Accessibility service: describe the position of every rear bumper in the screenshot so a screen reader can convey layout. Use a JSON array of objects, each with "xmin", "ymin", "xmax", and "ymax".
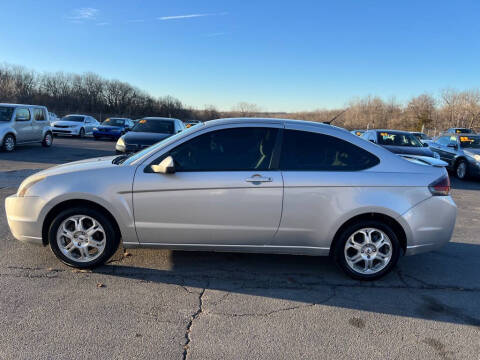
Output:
[
  {"xmin": 401, "ymin": 196, "xmax": 457, "ymax": 255},
  {"xmin": 5, "ymin": 194, "xmax": 45, "ymax": 245}
]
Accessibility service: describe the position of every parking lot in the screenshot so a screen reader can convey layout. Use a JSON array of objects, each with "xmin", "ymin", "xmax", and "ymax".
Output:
[{"xmin": 1, "ymin": 137, "xmax": 479, "ymax": 360}]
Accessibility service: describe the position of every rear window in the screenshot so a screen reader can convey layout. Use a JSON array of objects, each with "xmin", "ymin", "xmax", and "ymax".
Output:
[
  {"xmin": 0, "ymin": 106, "xmax": 14, "ymax": 122},
  {"xmin": 459, "ymin": 136, "xmax": 480, "ymax": 149},
  {"xmin": 377, "ymin": 132, "xmax": 423, "ymax": 147},
  {"xmin": 33, "ymin": 108, "xmax": 47, "ymax": 121},
  {"xmin": 280, "ymin": 129, "xmax": 380, "ymax": 171},
  {"xmin": 132, "ymin": 119, "xmax": 174, "ymax": 134}
]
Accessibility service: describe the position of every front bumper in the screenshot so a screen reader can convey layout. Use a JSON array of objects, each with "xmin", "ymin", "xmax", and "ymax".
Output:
[
  {"xmin": 52, "ymin": 127, "xmax": 80, "ymax": 135},
  {"xmin": 94, "ymin": 130, "xmax": 122, "ymax": 138},
  {"xmin": 5, "ymin": 194, "xmax": 46, "ymax": 245},
  {"xmin": 402, "ymin": 195, "xmax": 457, "ymax": 255},
  {"xmin": 467, "ymin": 160, "xmax": 480, "ymax": 177}
]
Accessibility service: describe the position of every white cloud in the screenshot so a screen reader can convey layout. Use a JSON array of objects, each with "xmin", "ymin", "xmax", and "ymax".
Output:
[
  {"xmin": 158, "ymin": 12, "xmax": 227, "ymax": 21},
  {"xmin": 70, "ymin": 8, "xmax": 99, "ymax": 20}
]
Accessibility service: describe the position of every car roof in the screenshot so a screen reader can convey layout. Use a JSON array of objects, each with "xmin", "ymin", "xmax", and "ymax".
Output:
[
  {"xmin": 203, "ymin": 117, "xmax": 347, "ymax": 131},
  {"xmin": 0, "ymin": 103, "xmax": 46, "ymax": 108},
  {"xmin": 369, "ymin": 129, "xmax": 412, "ymax": 135},
  {"xmin": 141, "ymin": 117, "xmax": 180, "ymax": 121}
]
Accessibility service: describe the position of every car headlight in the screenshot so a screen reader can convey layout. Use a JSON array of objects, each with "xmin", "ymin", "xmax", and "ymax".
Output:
[
  {"xmin": 117, "ymin": 137, "xmax": 125, "ymax": 147},
  {"xmin": 433, "ymin": 152, "xmax": 440, "ymax": 159},
  {"xmin": 474, "ymin": 154, "xmax": 480, "ymax": 162},
  {"xmin": 17, "ymin": 176, "xmax": 46, "ymax": 197},
  {"xmin": 93, "ymin": 127, "xmax": 98, "ymax": 131}
]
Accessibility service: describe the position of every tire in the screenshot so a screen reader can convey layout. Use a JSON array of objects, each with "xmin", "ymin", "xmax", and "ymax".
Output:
[
  {"xmin": 455, "ymin": 159, "xmax": 468, "ymax": 180},
  {"xmin": 48, "ymin": 206, "xmax": 120, "ymax": 268},
  {"xmin": 42, "ymin": 132, "xmax": 53, "ymax": 147},
  {"xmin": 2, "ymin": 134, "xmax": 15, "ymax": 152},
  {"xmin": 78, "ymin": 128, "xmax": 85, "ymax": 138},
  {"xmin": 333, "ymin": 220, "xmax": 401, "ymax": 281}
]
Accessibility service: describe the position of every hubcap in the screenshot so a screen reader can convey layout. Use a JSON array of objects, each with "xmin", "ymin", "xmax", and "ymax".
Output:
[
  {"xmin": 5, "ymin": 137, "xmax": 14, "ymax": 151},
  {"xmin": 457, "ymin": 162, "xmax": 466, "ymax": 178},
  {"xmin": 45, "ymin": 134, "xmax": 52, "ymax": 145},
  {"xmin": 57, "ymin": 215, "xmax": 106, "ymax": 263},
  {"xmin": 344, "ymin": 228, "xmax": 393, "ymax": 275}
]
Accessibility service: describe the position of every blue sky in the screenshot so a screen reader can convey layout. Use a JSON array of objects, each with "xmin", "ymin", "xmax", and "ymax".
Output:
[{"xmin": 2, "ymin": 0, "xmax": 480, "ymax": 111}]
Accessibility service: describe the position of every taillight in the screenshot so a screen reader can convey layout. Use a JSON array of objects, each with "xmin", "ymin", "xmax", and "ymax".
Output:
[{"xmin": 428, "ymin": 175, "xmax": 451, "ymax": 196}]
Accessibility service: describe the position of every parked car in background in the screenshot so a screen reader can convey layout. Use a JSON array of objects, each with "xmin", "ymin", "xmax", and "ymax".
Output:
[
  {"xmin": 0, "ymin": 103, "xmax": 53, "ymax": 152},
  {"xmin": 93, "ymin": 118, "xmax": 134, "ymax": 140},
  {"xmin": 362, "ymin": 129, "xmax": 439, "ymax": 159},
  {"xmin": 445, "ymin": 127, "xmax": 476, "ymax": 134},
  {"xmin": 350, "ymin": 129, "xmax": 365, "ymax": 136},
  {"xmin": 6, "ymin": 118, "xmax": 457, "ymax": 280},
  {"xmin": 429, "ymin": 133, "xmax": 480, "ymax": 179},
  {"xmin": 411, "ymin": 131, "xmax": 432, "ymax": 145},
  {"xmin": 185, "ymin": 120, "xmax": 201, "ymax": 128},
  {"xmin": 51, "ymin": 115, "xmax": 99, "ymax": 137},
  {"xmin": 116, "ymin": 117, "xmax": 185, "ymax": 153}
]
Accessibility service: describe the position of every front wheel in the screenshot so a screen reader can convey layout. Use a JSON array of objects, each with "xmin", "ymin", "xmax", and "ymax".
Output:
[
  {"xmin": 48, "ymin": 207, "xmax": 119, "ymax": 268},
  {"xmin": 2, "ymin": 134, "xmax": 15, "ymax": 152},
  {"xmin": 334, "ymin": 220, "xmax": 401, "ymax": 280},
  {"xmin": 78, "ymin": 128, "xmax": 85, "ymax": 138},
  {"xmin": 42, "ymin": 132, "xmax": 53, "ymax": 147}
]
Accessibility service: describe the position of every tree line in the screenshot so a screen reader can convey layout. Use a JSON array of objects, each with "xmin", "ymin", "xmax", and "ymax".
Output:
[{"xmin": 1, "ymin": 63, "xmax": 479, "ymax": 133}]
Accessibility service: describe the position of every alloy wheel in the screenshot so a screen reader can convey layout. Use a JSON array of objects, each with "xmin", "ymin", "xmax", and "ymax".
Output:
[
  {"xmin": 344, "ymin": 228, "xmax": 393, "ymax": 275},
  {"xmin": 456, "ymin": 162, "xmax": 467, "ymax": 179},
  {"xmin": 4, "ymin": 136, "xmax": 15, "ymax": 151},
  {"xmin": 56, "ymin": 215, "xmax": 106, "ymax": 263}
]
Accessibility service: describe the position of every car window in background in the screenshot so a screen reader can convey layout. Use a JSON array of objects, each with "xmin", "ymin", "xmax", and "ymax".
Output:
[
  {"xmin": 459, "ymin": 135, "xmax": 480, "ymax": 149},
  {"xmin": 0, "ymin": 106, "xmax": 14, "ymax": 121},
  {"xmin": 435, "ymin": 136, "xmax": 450, "ymax": 146},
  {"xmin": 169, "ymin": 127, "xmax": 278, "ymax": 171},
  {"xmin": 281, "ymin": 129, "xmax": 379, "ymax": 171},
  {"xmin": 377, "ymin": 132, "xmax": 423, "ymax": 147},
  {"xmin": 62, "ymin": 115, "xmax": 85, "ymax": 122},
  {"xmin": 455, "ymin": 128, "xmax": 473, "ymax": 134},
  {"xmin": 132, "ymin": 119, "xmax": 174, "ymax": 134},
  {"xmin": 103, "ymin": 118, "xmax": 125, "ymax": 126},
  {"xmin": 15, "ymin": 108, "xmax": 31, "ymax": 121}
]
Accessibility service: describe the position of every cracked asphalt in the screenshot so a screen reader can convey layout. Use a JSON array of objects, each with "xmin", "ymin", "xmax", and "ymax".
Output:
[{"xmin": 1, "ymin": 137, "xmax": 479, "ymax": 360}]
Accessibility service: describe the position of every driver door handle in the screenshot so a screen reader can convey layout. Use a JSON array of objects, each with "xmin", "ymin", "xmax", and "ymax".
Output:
[{"xmin": 245, "ymin": 174, "xmax": 272, "ymax": 183}]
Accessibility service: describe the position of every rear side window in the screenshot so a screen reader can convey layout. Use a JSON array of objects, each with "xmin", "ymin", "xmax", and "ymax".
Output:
[
  {"xmin": 436, "ymin": 136, "xmax": 450, "ymax": 146},
  {"xmin": 33, "ymin": 108, "xmax": 47, "ymax": 121},
  {"xmin": 169, "ymin": 127, "xmax": 279, "ymax": 171},
  {"xmin": 280, "ymin": 129, "xmax": 379, "ymax": 171}
]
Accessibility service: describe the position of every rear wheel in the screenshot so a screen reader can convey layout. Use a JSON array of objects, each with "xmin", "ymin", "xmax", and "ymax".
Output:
[
  {"xmin": 334, "ymin": 220, "xmax": 400, "ymax": 280},
  {"xmin": 42, "ymin": 132, "xmax": 53, "ymax": 147},
  {"xmin": 48, "ymin": 207, "xmax": 119, "ymax": 268},
  {"xmin": 78, "ymin": 128, "xmax": 85, "ymax": 138},
  {"xmin": 455, "ymin": 159, "xmax": 468, "ymax": 180},
  {"xmin": 2, "ymin": 134, "xmax": 15, "ymax": 152}
]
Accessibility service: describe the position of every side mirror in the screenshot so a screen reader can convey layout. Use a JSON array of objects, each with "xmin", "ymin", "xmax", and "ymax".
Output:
[
  {"xmin": 423, "ymin": 143, "xmax": 429, "ymax": 147},
  {"xmin": 151, "ymin": 155, "xmax": 175, "ymax": 174},
  {"xmin": 369, "ymin": 139, "xmax": 376, "ymax": 143},
  {"xmin": 447, "ymin": 143, "xmax": 457, "ymax": 149}
]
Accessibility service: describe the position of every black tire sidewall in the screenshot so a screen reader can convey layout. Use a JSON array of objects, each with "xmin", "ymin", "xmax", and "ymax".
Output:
[
  {"xmin": 48, "ymin": 207, "xmax": 119, "ymax": 268},
  {"xmin": 42, "ymin": 132, "xmax": 53, "ymax": 147},
  {"xmin": 79, "ymin": 128, "xmax": 85, "ymax": 138},
  {"xmin": 334, "ymin": 220, "xmax": 401, "ymax": 281},
  {"xmin": 2, "ymin": 134, "xmax": 15, "ymax": 152},
  {"xmin": 455, "ymin": 160, "xmax": 468, "ymax": 179}
]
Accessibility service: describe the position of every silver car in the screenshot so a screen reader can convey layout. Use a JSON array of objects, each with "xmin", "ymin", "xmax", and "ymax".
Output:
[
  {"xmin": 0, "ymin": 103, "xmax": 53, "ymax": 152},
  {"xmin": 5, "ymin": 118, "xmax": 457, "ymax": 280},
  {"xmin": 51, "ymin": 114, "xmax": 99, "ymax": 137}
]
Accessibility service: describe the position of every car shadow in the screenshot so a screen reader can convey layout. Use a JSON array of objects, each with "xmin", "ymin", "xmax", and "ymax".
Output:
[
  {"xmin": 450, "ymin": 177, "xmax": 480, "ymax": 191},
  {"xmin": 95, "ymin": 241, "xmax": 480, "ymax": 328}
]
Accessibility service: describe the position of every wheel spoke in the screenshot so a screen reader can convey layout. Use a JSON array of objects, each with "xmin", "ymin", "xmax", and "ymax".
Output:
[
  {"xmin": 65, "ymin": 241, "xmax": 76, "ymax": 252},
  {"xmin": 78, "ymin": 246, "xmax": 90, "ymax": 259}
]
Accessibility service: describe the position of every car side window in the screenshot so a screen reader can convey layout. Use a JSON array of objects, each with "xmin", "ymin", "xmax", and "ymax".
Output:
[
  {"xmin": 33, "ymin": 109, "xmax": 47, "ymax": 121},
  {"xmin": 280, "ymin": 129, "xmax": 380, "ymax": 171},
  {"xmin": 167, "ymin": 127, "xmax": 279, "ymax": 171},
  {"xmin": 436, "ymin": 136, "xmax": 450, "ymax": 146},
  {"xmin": 15, "ymin": 108, "xmax": 31, "ymax": 121}
]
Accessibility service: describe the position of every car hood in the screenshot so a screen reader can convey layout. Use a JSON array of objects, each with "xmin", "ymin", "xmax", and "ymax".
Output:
[
  {"xmin": 97, "ymin": 125, "xmax": 123, "ymax": 130},
  {"xmin": 123, "ymin": 131, "xmax": 172, "ymax": 145},
  {"xmin": 383, "ymin": 145, "xmax": 435, "ymax": 157},
  {"xmin": 464, "ymin": 149, "xmax": 480, "ymax": 156},
  {"xmin": 35, "ymin": 156, "xmax": 118, "ymax": 178},
  {"xmin": 52, "ymin": 120, "xmax": 83, "ymax": 127}
]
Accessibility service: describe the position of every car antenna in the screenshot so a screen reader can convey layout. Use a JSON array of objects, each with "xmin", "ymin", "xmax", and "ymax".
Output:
[{"xmin": 323, "ymin": 109, "xmax": 347, "ymax": 125}]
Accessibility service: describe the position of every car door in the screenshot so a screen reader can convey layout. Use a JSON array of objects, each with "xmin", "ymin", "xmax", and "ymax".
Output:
[
  {"xmin": 32, "ymin": 108, "xmax": 47, "ymax": 140},
  {"xmin": 13, "ymin": 107, "xmax": 34, "ymax": 142},
  {"xmin": 132, "ymin": 123, "xmax": 284, "ymax": 247},
  {"xmin": 431, "ymin": 136, "xmax": 452, "ymax": 164},
  {"xmin": 272, "ymin": 125, "xmax": 381, "ymax": 250}
]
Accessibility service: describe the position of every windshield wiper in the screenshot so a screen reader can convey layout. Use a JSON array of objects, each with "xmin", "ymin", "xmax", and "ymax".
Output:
[{"xmin": 112, "ymin": 154, "xmax": 130, "ymax": 165}]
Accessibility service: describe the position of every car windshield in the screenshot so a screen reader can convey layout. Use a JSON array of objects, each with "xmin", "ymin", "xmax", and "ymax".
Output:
[
  {"xmin": 454, "ymin": 128, "xmax": 474, "ymax": 134},
  {"xmin": 132, "ymin": 119, "xmax": 174, "ymax": 134},
  {"xmin": 62, "ymin": 115, "xmax": 84, "ymax": 122},
  {"xmin": 377, "ymin": 132, "xmax": 423, "ymax": 147},
  {"xmin": 0, "ymin": 106, "xmax": 14, "ymax": 122},
  {"xmin": 102, "ymin": 118, "xmax": 124, "ymax": 126},
  {"xmin": 117, "ymin": 123, "xmax": 202, "ymax": 165},
  {"xmin": 459, "ymin": 135, "xmax": 480, "ymax": 149}
]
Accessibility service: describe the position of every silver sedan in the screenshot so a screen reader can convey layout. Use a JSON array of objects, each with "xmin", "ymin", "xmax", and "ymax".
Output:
[{"xmin": 5, "ymin": 118, "xmax": 457, "ymax": 280}]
